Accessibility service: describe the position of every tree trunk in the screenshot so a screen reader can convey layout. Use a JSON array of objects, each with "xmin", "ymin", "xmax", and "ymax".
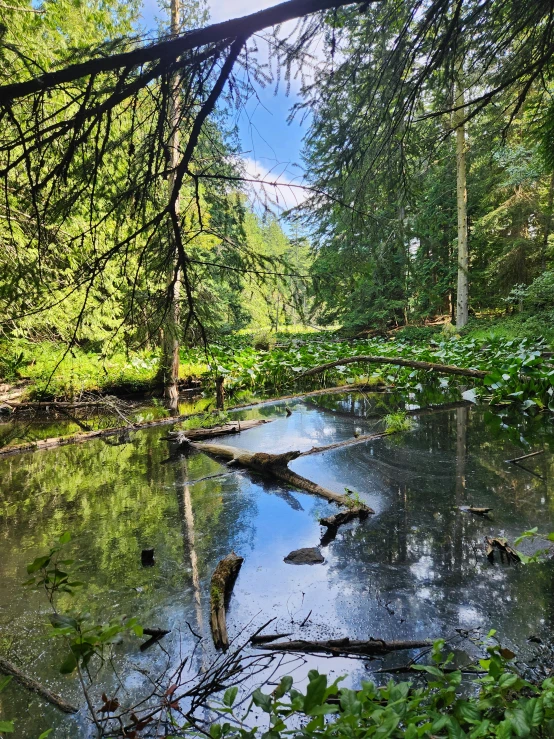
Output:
[
  {"xmin": 160, "ymin": 0, "xmax": 182, "ymax": 408},
  {"xmin": 542, "ymin": 171, "xmax": 554, "ymax": 271},
  {"xmin": 454, "ymin": 78, "xmax": 469, "ymax": 329}
]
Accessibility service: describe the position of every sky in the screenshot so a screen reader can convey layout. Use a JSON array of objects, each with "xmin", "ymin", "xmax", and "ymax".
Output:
[{"xmin": 138, "ymin": 0, "xmax": 311, "ymax": 212}]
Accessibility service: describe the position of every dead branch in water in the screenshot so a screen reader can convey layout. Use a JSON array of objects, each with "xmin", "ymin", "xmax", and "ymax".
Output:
[
  {"xmin": 210, "ymin": 552, "xmax": 244, "ymax": 650},
  {"xmin": 193, "ymin": 441, "xmax": 371, "ymax": 509},
  {"xmin": 255, "ymin": 637, "xmax": 432, "ymax": 657},
  {"xmin": 300, "ymin": 356, "xmax": 487, "ymax": 380},
  {"xmin": 0, "ymin": 655, "xmax": 78, "ymax": 713}
]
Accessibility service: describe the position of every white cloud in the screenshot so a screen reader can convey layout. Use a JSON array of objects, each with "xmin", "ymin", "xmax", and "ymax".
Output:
[{"xmin": 241, "ymin": 156, "xmax": 309, "ymax": 213}]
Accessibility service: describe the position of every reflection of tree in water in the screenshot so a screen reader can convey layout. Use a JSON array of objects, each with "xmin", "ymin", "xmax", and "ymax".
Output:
[{"xmin": 321, "ymin": 407, "xmax": 554, "ymax": 653}]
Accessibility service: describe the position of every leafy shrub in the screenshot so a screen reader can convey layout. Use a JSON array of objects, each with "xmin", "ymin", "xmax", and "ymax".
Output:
[
  {"xmin": 526, "ymin": 271, "xmax": 554, "ymax": 311},
  {"xmin": 395, "ymin": 325, "xmax": 442, "ymax": 342},
  {"xmin": 211, "ymin": 639, "xmax": 554, "ymax": 739},
  {"xmin": 252, "ymin": 330, "xmax": 277, "ymax": 351},
  {"xmin": 384, "ymin": 411, "xmax": 414, "ymax": 432}
]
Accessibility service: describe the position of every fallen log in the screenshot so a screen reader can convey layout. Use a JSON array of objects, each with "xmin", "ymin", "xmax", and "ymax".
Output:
[
  {"xmin": 0, "ymin": 383, "xmax": 373, "ymax": 458},
  {"xmin": 255, "ymin": 637, "xmax": 432, "ymax": 657},
  {"xmin": 210, "ymin": 552, "xmax": 244, "ymax": 650},
  {"xmin": 320, "ymin": 507, "xmax": 369, "ymax": 531},
  {"xmin": 193, "ymin": 442, "xmax": 369, "ymax": 508},
  {"xmin": 459, "ymin": 506, "xmax": 492, "ymax": 517},
  {"xmin": 168, "ymin": 419, "xmax": 271, "ymax": 442},
  {"xmin": 300, "ymin": 355, "xmax": 487, "ymax": 380},
  {"xmin": 0, "ymin": 655, "xmax": 78, "ymax": 713}
]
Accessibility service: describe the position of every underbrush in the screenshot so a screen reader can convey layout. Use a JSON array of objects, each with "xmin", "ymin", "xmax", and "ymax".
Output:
[{"xmin": 2, "ymin": 319, "xmax": 554, "ymax": 410}]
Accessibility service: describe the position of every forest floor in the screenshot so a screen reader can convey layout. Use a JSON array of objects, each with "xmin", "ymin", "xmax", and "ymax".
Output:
[{"xmin": 0, "ymin": 313, "xmax": 550, "ymax": 404}]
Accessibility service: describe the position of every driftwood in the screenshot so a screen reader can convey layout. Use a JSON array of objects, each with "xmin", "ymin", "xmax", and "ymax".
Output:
[
  {"xmin": 0, "ymin": 383, "xmax": 372, "ymax": 458},
  {"xmin": 169, "ymin": 419, "xmax": 271, "ymax": 443},
  {"xmin": 300, "ymin": 355, "xmax": 487, "ymax": 380},
  {"xmin": 299, "ymin": 431, "xmax": 391, "ymax": 457},
  {"xmin": 256, "ymin": 637, "xmax": 432, "ymax": 657},
  {"xmin": 485, "ymin": 537, "xmax": 520, "ymax": 564},
  {"xmin": 320, "ymin": 507, "xmax": 370, "ymax": 544},
  {"xmin": 250, "ymin": 633, "xmax": 292, "ymax": 645},
  {"xmin": 210, "ymin": 552, "xmax": 244, "ymax": 650},
  {"xmin": 0, "ymin": 655, "xmax": 78, "ymax": 713},
  {"xmin": 459, "ymin": 506, "xmax": 492, "ymax": 517},
  {"xmin": 193, "ymin": 442, "xmax": 370, "ymax": 508},
  {"xmin": 140, "ymin": 628, "xmax": 170, "ymax": 652}
]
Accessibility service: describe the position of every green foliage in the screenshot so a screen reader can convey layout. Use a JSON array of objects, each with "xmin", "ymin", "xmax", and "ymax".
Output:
[
  {"xmin": 383, "ymin": 411, "xmax": 414, "ymax": 433},
  {"xmin": 0, "ymin": 676, "xmax": 14, "ymax": 735},
  {"xmin": 204, "ymin": 639, "xmax": 554, "ymax": 739},
  {"xmin": 25, "ymin": 534, "xmax": 142, "ymax": 675}
]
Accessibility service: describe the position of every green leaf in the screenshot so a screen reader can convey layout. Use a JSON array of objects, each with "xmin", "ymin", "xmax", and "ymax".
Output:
[
  {"xmin": 50, "ymin": 614, "xmax": 78, "ymax": 630},
  {"xmin": 38, "ymin": 730, "xmax": 53, "ymax": 739},
  {"xmin": 26, "ymin": 556, "xmax": 50, "ymax": 574},
  {"xmin": 273, "ymin": 676, "xmax": 292, "ymax": 700},
  {"xmin": 58, "ymin": 531, "xmax": 71, "ymax": 545},
  {"xmin": 523, "ymin": 697, "xmax": 544, "ymax": 727},
  {"xmin": 252, "ymin": 688, "xmax": 272, "ymax": 713},
  {"xmin": 0, "ymin": 720, "xmax": 14, "ymax": 733},
  {"xmin": 303, "ymin": 673, "xmax": 327, "ymax": 714},
  {"xmin": 0, "ymin": 676, "xmax": 12, "ymax": 693},
  {"xmin": 59, "ymin": 651, "xmax": 78, "ymax": 674},
  {"xmin": 223, "ymin": 687, "xmax": 238, "ymax": 707},
  {"xmin": 505, "ymin": 709, "xmax": 530, "ymax": 737}
]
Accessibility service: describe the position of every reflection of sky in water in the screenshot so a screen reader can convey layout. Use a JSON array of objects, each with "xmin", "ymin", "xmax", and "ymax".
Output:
[{"xmin": 1, "ymin": 393, "xmax": 554, "ymax": 735}]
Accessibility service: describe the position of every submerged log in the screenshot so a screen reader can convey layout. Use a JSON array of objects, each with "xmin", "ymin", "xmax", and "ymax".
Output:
[
  {"xmin": 300, "ymin": 355, "xmax": 487, "ymax": 380},
  {"xmin": 485, "ymin": 536, "xmax": 520, "ymax": 564},
  {"xmin": 256, "ymin": 637, "xmax": 432, "ymax": 657},
  {"xmin": 193, "ymin": 442, "xmax": 369, "ymax": 508},
  {"xmin": 320, "ymin": 507, "xmax": 370, "ymax": 531},
  {"xmin": 210, "ymin": 552, "xmax": 244, "ymax": 650},
  {"xmin": 0, "ymin": 655, "xmax": 78, "ymax": 713}
]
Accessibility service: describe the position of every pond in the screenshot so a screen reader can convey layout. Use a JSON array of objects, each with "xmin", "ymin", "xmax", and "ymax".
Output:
[{"xmin": 0, "ymin": 391, "xmax": 553, "ymax": 737}]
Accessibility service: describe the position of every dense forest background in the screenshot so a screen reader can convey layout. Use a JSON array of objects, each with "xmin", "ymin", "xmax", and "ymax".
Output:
[{"xmin": 1, "ymin": 0, "xmax": 554, "ymax": 398}]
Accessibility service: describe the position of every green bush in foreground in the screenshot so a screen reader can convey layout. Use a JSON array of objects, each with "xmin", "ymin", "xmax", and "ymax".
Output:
[{"xmin": 210, "ymin": 639, "xmax": 554, "ymax": 739}]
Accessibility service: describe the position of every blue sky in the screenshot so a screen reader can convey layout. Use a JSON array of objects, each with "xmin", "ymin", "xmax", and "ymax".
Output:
[{"xmin": 138, "ymin": 0, "xmax": 310, "ymax": 207}]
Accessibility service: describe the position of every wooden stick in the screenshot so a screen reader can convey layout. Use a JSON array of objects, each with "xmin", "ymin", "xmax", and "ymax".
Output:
[
  {"xmin": 320, "ymin": 508, "xmax": 370, "ymax": 529},
  {"xmin": 210, "ymin": 552, "xmax": 244, "ymax": 650},
  {"xmin": 255, "ymin": 637, "xmax": 432, "ymax": 656},
  {"xmin": 506, "ymin": 450, "xmax": 544, "ymax": 464},
  {"xmin": 300, "ymin": 355, "xmax": 487, "ymax": 379},
  {"xmin": 0, "ymin": 655, "xmax": 78, "ymax": 714}
]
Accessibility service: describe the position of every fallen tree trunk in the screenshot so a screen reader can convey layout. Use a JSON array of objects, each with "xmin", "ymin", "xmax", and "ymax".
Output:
[
  {"xmin": 256, "ymin": 637, "xmax": 432, "ymax": 657},
  {"xmin": 169, "ymin": 419, "xmax": 271, "ymax": 442},
  {"xmin": 320, "ymin": 508, "xmax": 370, "ymax": 529},
  {"xmin": 0, "ymin": 383, "xmax": 373, "ymax": 458},
  {"xmin": 300, "ymin": 355, "xmax": 487, "ymax": 380},
  {"xmin": 193, "ymin": 442, "xmax": 369, "ymax": 508},
  {"xmin": 210, "ymin": 552, "xmax": 244, "ymax": 650},
  {"xmin": 0, "ymin": 655, "xmax": 78, "ymax": 713}
]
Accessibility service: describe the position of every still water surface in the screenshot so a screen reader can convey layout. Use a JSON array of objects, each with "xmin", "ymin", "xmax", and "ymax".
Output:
[{"xmin": 0, "ymin": 392, "xmax": 553, "ymax": 736}]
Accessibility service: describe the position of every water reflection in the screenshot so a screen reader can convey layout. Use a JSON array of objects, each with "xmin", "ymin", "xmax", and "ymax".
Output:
[{"xmin": 0, "ymin": 394, "xmax": 553, "ymax": 735}]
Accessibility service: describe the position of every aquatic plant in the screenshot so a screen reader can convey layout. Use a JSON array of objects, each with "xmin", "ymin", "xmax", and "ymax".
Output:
[{"xmin": 383, "ymin": 411, "xmax": 414, "ymax": 433}]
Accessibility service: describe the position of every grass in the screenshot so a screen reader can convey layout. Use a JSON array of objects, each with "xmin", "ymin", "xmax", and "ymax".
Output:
[{"xmin": 383, "ymin": 411, "xmax": 414, "ymax": 432}]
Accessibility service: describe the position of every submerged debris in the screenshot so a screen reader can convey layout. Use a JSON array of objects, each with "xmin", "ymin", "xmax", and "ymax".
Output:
[
  {"xmin": 284, "ymin": 547, "xmax": 324, "ymax": 565},
  {"xmin": 485, "ymin": 536, "xmax": 520, "ymax": 564},
  {"xmin": 210, "ymin": 551, "xmax": 244, "ymax": 650}
]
